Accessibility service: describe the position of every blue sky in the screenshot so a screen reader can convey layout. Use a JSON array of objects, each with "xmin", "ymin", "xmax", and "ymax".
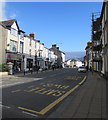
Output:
[{"xmin": 5, "ymin": 2, "xmax": 103, "ymax": 52}]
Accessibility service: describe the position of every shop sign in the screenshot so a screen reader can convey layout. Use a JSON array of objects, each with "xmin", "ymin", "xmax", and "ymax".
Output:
[
  {"xmin": 7, "ymin": 53, "xmax": 22, "ymax": 60},
  {"xmin": 87, "ymin": 42, "xmax": 92, "ymax": 47},
  {"xmin": 36, "ymin": 58, "xmax": 44, "ymax": 61},
  {"xmin": 46, "ymin": 58, "xmax": 49, "ymax": 60}
]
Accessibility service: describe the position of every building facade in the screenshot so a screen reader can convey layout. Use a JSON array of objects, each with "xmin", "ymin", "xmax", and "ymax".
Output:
[
  {"xmin": 0, "ymin": 19, "xmax": 65, "ymax": 73},
  {"xmin": 101, "ymin": 1, "xmax": 108, "ymax": 78},
  {"xmin": 70, "ymin": 59, "xmax": 83, "ymax": 68},
  {"xmin": 50, "ymin": 44, "xmax": 65, "ymax": 68},
  {"xmin": 85, "ymin": 1, "xmax": 108, "ymax": 79}
]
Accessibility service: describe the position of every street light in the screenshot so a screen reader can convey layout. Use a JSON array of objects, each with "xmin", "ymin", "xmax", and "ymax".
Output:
[
  {"xmin": 23, "ymin": 55, "xmax": 25, "ymax": 75},
  {"xmin": 35, "ymin": 54, "xmax": 37, "ymax": 66}
]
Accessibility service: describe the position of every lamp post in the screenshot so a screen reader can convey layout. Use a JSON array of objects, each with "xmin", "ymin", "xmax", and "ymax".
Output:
[
  {"xmin": 23, "ymin": 55, "xmax": 25, "ymax": 75},
  {"xmin": 35, "ymin": 54, "xmax": 37, "ymax": 66}
]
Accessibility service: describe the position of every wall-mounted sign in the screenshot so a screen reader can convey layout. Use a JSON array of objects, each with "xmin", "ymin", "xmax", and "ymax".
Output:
[
  {"xmin": 6, "ymin": 53, "xmax": 22, "ymax": 60},
  {"xmin": 87, "ymin": 42, "xmax": 92, "ymax": 47},
  {"xmin": 36, "ymin": 58, "xmax": 44, "ymax": 61}
]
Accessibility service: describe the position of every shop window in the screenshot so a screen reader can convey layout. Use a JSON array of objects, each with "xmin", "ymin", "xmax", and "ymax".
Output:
[
  {"xmin": 10, "ymin": 28, "xmax": 18, "ymax": 36},
  {"xmin": 10, "ymin": 40, "xmax": 17, "ymax": 52},
  {"xmin": 20, "ymin": 41, "xmax": 24, "ymax": 53},
  {"xmin": 27, "ymin": 59, "xmax": 33, "ymax": 69}
]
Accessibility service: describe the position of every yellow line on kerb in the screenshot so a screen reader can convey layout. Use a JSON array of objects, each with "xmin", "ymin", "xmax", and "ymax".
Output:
[
  {"xmin": 18, "ymin": 76, "xmax": 87, "ymax": 115},
  {"xmin": 39, "ymin": 84, "xmax": 79, "ymax": 115},
  {"xmin": 18, "ymin": 107, "xmax": 40, "ymax": 114}
]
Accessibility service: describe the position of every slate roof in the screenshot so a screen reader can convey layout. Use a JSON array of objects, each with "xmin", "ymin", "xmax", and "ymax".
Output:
[
  {"xmin": 0, "ymin": 19, "xmax": 25, "ymax": 33},
  {"xmin": 0, "ymin": 19, "xmax": 17, "ymax": 27}
]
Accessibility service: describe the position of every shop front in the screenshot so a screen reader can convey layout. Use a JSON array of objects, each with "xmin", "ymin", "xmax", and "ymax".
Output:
[
  {"xmin": 6, "ymin": 53, "xmax": 23, "ymax": 73},
  {"xmin": 36, "ymin": 57, "xmax": 44, "ymax": 68},
  {"xmin": 26, "ymin": 58, "xmax": 33, "ymax": 71}
]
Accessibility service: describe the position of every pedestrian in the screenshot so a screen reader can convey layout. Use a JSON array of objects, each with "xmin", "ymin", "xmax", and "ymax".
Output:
[
  {"xmin": 35, "ymin": 65, "xmax": 38, "ymax": 73},
  {"xmin": 52, "ymin": 65, "xmax": 55, "ymax": 71},
  {"xmin": 90, "ymin": 66, "xmax": 92, "ymax": 71},
  {"xmin": 86, "ymin": 66, "xmax": 88, "ymax": 71}
]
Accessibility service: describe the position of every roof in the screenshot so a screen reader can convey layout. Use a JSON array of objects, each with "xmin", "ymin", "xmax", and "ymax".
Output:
[
  {"xmin": 65, "ymin": 59, "xmax": 71, "ymax": 62},
  {"xmin": 100, "ymin": 2, "xmax": 105, "ymax": 20},
  {"xmin": 0, "ymin": 19, "xmax": 20, "ymax": 31},
  {"xmin": 0, "ymin": 19, "xmax": 16, "ymax": 26}
]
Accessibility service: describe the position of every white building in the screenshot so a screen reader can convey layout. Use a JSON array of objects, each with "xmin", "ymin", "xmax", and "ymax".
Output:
[
  {"xmin": 23, "ymin": 34, "xmax": 36, "ymax": 71},
  {"xmin": 70, "ymin": 59, "xmax": 83, "ymax": 68},
  {"xmin": 0, "ymin": 19, "xmax": 64, "ymax": 73},
  {"xmin": 61, "ymin": 52, "xmax": 65, "ymax": 68},
  {"xmin": 101, "ymin": 1, "xmax": 108, "ymax": 78},
  {"xmin": 0, "ymin": 19, "xmax": 25, "ymax": 72},
  {"xmin": 65, "ymin": 59, "xmax": 71, "ymax": 68}
]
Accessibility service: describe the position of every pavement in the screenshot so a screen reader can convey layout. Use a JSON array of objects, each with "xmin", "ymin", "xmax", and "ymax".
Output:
[
  {"xmin": 0, "ymin": 69, "xmax": 53, "ymax": 88},
  {"xmin": 0, "ymin": 69, "xmax": 107, "ymax": 119},
  {"xmin": 47, "ymin": 71, "xmax": 107, "ymax": 119}
]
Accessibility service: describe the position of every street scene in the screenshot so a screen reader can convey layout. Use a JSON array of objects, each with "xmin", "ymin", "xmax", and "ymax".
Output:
[{"xmin": 0, "ymin": 0, "xmax": 108, "ymax": 119}]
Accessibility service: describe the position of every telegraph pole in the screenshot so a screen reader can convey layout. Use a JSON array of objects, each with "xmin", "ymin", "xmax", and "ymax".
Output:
[{"xmin": 92, "ymin": 12, "xmax": 94, "ymax": 74}]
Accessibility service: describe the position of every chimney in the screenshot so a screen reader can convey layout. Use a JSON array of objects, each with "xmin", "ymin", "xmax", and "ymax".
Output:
[
  {"xmin": 37, "ymin": 40, "xmax": 40, "ymax": 43},
  {"xmin": 29, "ymin": 33, "xmax": 35, "ymax": 39},
  {"xmin": 57, "ymin": 47, "xmax": 59, "ymax": 50},
  {"xmin": 52, "ymin": 44, "xmax": 56, "ymax": 47},
  {"xmin": 42, "ymin": 43, "xmax": 44, "ymax": 45}
]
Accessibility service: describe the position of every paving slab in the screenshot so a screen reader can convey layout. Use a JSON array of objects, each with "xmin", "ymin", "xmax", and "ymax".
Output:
[{"xmin": 48, "ymin": 72, "xmax": 106, "ymax": 119}]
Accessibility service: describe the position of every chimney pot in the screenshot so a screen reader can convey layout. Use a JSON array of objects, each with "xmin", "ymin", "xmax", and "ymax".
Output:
[
  {"xmin": 57, "ymin": 47, "xmax": 59, "ymax": 50},
  {"xmin": 37, "ymin": 40, "xmax": 40, "ymax": 43},
  {"xmin": 52, "ymin": 44, "xmax": 56, "ymax": 47},
  {"xmin": 29, "ymin": 33, "xmax": 35, "ymax": 39}
]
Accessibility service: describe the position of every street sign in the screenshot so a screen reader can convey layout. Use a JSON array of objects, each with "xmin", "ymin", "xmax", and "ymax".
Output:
[{"xmin": 87, "ymin": 42, "xmax": 92, "ymax": 46}]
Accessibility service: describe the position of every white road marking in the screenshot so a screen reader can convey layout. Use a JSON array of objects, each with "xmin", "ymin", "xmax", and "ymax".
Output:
[
  {"xmin": 22, "ymin": 111, "xmax": 38, "ymax": 117},
  {"xmin": 0, "ymin": 104, "xmax": 11, "ymax": 109},
  {"xmin": 0, "ymin": 78, "xmax": 43, "ymax": 88}
]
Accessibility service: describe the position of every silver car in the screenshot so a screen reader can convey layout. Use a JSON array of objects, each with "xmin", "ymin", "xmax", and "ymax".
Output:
[{"xmin": 78, "ymin": 66, "xmax": 87, "ymax": 73}]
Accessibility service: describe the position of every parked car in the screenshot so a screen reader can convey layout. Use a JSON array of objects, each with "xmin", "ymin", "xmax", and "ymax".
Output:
[{"xmin": 78, "ymin": 66, "xmax": 87, "ymax": 73}]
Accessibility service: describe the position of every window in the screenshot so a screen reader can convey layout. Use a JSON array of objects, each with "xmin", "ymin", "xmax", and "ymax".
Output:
[
  {"xmin": 10, "ymin": 28, "xmax": 18, "ymax": 36},
  {"xmin": 20, "ymin": 32, "xmax": 24, "ymax": 40},
  {"xmin": 35, "ymin": 50, "xmax": 37, "ymax": 56},
  {"xmin": 20, "ymin": 41, "xmax": 24, "ymax": 53},
  {"xmin": 10, "ymin": 40, "xmax": 17, "ymax": 52},
  {"xmin": 30, "ymin": 39, "xmax": 32, "ymax": 46},
  {"xmin": 39, "ymin": 52, "xmax": 40, "ymax": 57},
  {"xmin": 35, "ymin": 42, "xmax": 36, "ymax": 48},
  {"xmin": 29, "ymin": 49, "xmax": 31, "ymax": 56}
]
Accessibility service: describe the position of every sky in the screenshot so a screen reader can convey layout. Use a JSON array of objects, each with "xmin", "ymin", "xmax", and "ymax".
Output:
[{"xmin": 4, "ymin": 2, "xmax": 103, "ymax": 53}]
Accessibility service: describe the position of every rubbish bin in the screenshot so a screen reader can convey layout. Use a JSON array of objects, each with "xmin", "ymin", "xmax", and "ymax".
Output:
[{"xmin": 7, "ymin": 62, "xmax": 13, "ymax": 75}]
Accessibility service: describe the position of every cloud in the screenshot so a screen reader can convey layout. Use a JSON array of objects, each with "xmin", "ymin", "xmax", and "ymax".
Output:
[
  {"xmin": 10, "ymin": 13, "xmax": 17, "ymax": 19},
  {"xmin": 0, "ymin": 1, "xmax": 7, "ymax": 20}
]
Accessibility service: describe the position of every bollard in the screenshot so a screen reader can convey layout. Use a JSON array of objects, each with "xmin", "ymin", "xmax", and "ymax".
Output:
[
  {"xmin": 31, "ymin": 70, "xmax": 32, "ymax": 74},
  {"xmin": 24, "ymin": 70, "xmax": 25, "ymax": 75}
]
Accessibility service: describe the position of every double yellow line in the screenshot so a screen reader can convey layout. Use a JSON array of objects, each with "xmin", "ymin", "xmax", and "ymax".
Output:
[{"xmin": 18, "ymin": 76, "xmax": 87, "ymax": 115}]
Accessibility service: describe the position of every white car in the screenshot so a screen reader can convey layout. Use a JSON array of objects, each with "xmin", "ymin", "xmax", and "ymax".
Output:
[{"xmin": 78, "ymin": 66, "xmax": 87, "ymax": 73}]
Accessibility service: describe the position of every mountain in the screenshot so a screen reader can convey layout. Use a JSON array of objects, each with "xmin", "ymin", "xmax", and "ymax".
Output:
[{"xmin": 65, "ymin": 51, "xmax": 86, "ymax": 61}]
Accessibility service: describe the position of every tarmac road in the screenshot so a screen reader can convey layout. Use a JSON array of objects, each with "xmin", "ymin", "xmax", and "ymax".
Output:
[{"xmin": 1, "ymin": 68, "xmax": 87, "ymax": 119}]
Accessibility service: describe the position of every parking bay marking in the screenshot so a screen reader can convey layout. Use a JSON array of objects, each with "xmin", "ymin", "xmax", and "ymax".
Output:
[{"xmin": 18, "ymin": 76, "xmax": 87, "ymax": 115}]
